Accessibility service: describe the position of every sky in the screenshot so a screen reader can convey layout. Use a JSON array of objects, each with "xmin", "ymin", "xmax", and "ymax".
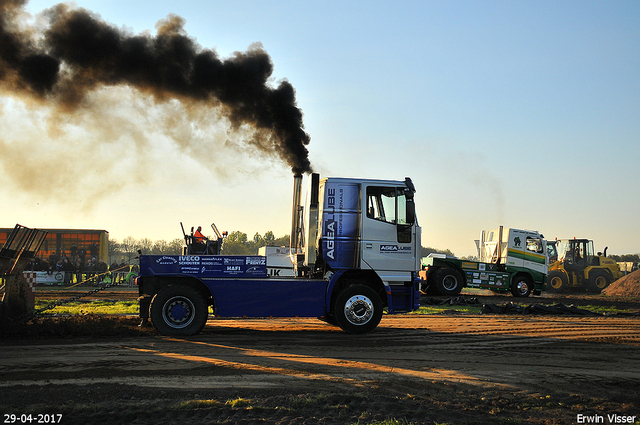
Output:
[{"xmin": 1, "ymin": 0, "xmax": 639, "ymax": 258}]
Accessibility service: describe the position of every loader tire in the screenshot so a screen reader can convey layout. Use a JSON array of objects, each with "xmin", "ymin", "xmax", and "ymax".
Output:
[
  {"xmin": 150, "ymin": 284, "xmax": 208, "ymax": 336},
  {"xmin": 547, "ymin": 271, "xmax": 567, "ymax": 293},
  {"xmin": 587, "ymin": 270, "xmax": 610, "ymax": 294},
  {"xmin": 430, "ymin": 267, "xmax": 464, "ymax": 296}
]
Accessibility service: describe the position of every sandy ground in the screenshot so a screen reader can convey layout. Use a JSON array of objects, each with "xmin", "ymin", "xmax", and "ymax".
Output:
[{"xmin": 1, "ymin": 290, "xmax": 639, "ymax": 424}]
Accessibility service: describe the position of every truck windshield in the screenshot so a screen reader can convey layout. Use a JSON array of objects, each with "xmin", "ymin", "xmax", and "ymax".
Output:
[
  {"xmin": 397, "ymin": 192, "xmax": 409, "ymax": 225},
  {"xmin": 557, "ymin": 240, "xmax": 571, "ymax": 262}
]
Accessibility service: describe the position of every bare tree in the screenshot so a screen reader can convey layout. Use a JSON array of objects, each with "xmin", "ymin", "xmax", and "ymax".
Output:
[
  {"xmin": 120, "ymin": 236, "xmax": 140, "ymax": 262},
  {"xmin": 138, "ymin": 238, "xmax": 153, "ymax": 254},
  {"xmin": 152, "ymin": 240, "xmax": 170, "ymax": 254},
  {"xmin": 169, "ymin": 239, "xmax": 184, "ymax": 255}
]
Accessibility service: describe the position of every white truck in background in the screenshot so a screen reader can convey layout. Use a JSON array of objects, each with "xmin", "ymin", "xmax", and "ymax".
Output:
[{"xmin": 420, "ymin": 226, "xmax": 548, "ymax": 297}]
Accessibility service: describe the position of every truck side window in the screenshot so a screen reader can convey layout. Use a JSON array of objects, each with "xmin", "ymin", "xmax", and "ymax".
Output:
[
  {"xmin": 526, "ymin": 237, "xmax": 543, "ymax": 253},
  {"xmin": 366, "ymin": 187, "xmax": 396, "ymax": 225},
  {"xmin": 366, "ymin": 186, "xmax": 412, "ymax": 243}
]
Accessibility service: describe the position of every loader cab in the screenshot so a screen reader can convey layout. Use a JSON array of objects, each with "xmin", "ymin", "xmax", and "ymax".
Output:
[{"xmin": 558, "ymin": 239, "xmax": 594, "ymax": 272}]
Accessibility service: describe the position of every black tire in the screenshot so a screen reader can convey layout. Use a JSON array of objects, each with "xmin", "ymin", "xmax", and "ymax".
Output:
[
  {"xmin": 430, "ymin": 267, "xmax": 464, "ymax": 296},
  {"xmin": 150, "ymin": 284, "xmax": 209, "ymax": 336},
  {"xmin": 333, "ymin": 284, "xmax": 383, "ymax": 334},
  {"xmin": 510, "ymin": 274, "xmax": 533, "ymax": 297},
  {"xmin": 587, "ymin": 270, "xmax": 610, "ymax": 294},
  {"xmin": 547, "ymin": 271, "xmax": 567, "ymax": 293}
]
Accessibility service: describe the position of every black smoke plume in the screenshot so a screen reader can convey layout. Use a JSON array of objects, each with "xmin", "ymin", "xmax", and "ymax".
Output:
[{"xmin": 0, "ymin": 0, "xmax": 312, "ymax": 174}]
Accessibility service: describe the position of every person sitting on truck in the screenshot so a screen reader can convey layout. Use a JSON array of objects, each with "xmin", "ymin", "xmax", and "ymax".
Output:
[
  {"xmin": 194, "ymin": 226, "xmax": 206, "ymax": 244},
  {"xmin": 191, "ymin": 226, "xmax": 207, "ymax": 253}
]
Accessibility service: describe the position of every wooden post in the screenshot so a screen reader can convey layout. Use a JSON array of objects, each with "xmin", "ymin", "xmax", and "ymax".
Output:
[{"xmin": 2, "ymin": 273, "xmax": 35, "ymax": 319}]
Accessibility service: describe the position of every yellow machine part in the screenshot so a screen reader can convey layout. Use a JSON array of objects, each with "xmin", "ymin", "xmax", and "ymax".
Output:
[{"xmin": 547, "ymin": 257, "xmax": 622, "ymax": 293}]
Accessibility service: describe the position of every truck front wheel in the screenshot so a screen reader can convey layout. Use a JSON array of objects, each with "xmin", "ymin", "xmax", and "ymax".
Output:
[
  {"xmin": 150, "ymin": 284, "xmax": 208, "ymax": 336},
  {"xmin": 511, "ymin": 275, "xmax": 533, "ymax": 297},
  {"xmin": 334, "ymin": 285, "xmax": 383, "ymax": 334},
  {"xmin": 430, "ymin": 267, "xmax": 463, "ymax": 296}
]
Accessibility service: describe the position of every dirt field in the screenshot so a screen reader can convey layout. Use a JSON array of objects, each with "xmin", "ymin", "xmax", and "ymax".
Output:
[{"xmin": 1, "ymin": 289, "xmax": 639, "ymax": 424}]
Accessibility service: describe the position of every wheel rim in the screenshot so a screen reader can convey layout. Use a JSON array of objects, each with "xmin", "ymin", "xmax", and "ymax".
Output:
[
  {"xmin": 442, "ymin": 275, "xmax": 459, "ymax": 291},
  {"xmin": 550, "ymin": 276, "xmax": 563, "ymax": 290},
  {"xmin": 515, "ymin": 279, "xmax": 530, "ymax": 295},
  {"xmin": 594, "ymin": 276, "xmax": 607, "ymax": 289},
  {"xmin": 162, "ymin": 296, "xmax": 195, "ymax": 329},
  {"xmin": 343, "ymin": 295, "xmax": 374, "ymax": 326}
]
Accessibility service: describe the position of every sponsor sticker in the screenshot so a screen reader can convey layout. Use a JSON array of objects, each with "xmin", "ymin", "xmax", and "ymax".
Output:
[
  {"xmin": 179, "ymin": 256, "xmax": 200, "ymax": 265},
  {"xmin": 224, "ymin": 258, "xmax": 244, "ymax": 265},
  {"xmin": 245, "ymin": 257, "xmax": 266, "ymax": 265},
  {"xmin": 381, "ymin": 245, "xmax": 399, "ymax": 252},
  {"xmin": 156, "ymin": 256, "xmax": 178, "ymax": 265}
]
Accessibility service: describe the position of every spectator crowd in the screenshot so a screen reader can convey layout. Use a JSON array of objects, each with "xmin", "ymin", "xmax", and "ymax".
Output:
[{"xmin": 25, "ymin": 243, "xmax": 138, "ymax": 285}]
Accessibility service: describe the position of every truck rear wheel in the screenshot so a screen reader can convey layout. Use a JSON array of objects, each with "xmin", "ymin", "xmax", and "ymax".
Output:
[
  {"xmin": 150, "ymin": 284, "xmax": 208, "ymax": 336},
  {"xmin": 510, "ymin": 275, "xmax": 533, "ymax": 297},
  {"xmin": 334, "ymin": 285, "xmax": 382, "ymax": 334},
  {"xmin": 547, "ymin": 271, "xmax": 567, "ymax": 293},
  {"xmin": 430, "ymin": 267, "xmax": 463, "ymax": 296},
  {"xmin": 587, "ymin": 270, "xmax": 610, "ymax": 294}
]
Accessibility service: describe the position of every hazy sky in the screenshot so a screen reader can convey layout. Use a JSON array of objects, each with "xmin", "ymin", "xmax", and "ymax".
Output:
[{"xmin": 2, "ymin": 0, "xmax": 639, "ymax": 257}]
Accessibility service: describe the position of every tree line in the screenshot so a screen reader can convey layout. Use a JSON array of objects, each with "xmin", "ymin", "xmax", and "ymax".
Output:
[
  {"xmin": 109, "ymin": 231, "xmax": 466, "ymax": 262},
  {"xmin": 109, "ymin": 231, "xmax": 637, "ymax": 264},
  {"xmin": 609, "ymin": 254, "xmax": 640, "ymax": 263},
  {"xmin": 108, "ymin": 231, "xmax": 291, "ymax": 261}
]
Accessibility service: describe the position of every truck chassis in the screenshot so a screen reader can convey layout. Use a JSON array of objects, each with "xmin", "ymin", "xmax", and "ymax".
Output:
[{"xmin": 138, "ymin": 255, "xmax": 419, "ymax": 335}]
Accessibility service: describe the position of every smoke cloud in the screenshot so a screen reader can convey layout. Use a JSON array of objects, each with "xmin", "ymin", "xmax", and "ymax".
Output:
[{"xmin": 0, "ymin": 0, "xmax": 312, "ymax": 180}]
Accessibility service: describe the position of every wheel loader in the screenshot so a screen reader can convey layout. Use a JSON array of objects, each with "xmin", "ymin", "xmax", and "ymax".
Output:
[{"xmin": 547, "ymin": 239, "xmax": 622, "ymax": 293}]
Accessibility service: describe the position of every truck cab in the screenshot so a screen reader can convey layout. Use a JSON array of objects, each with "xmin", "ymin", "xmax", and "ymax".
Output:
[
  {"xmin": 313, "ymin": 177, "xmax": 421, "ymax": 284},
  {"xmin": 480, "ymin": 227, "xmax": 548, "ymax": 274}
]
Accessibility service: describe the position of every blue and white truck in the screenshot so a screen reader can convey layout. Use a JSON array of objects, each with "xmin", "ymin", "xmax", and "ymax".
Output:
[{"xmin": 137, "ymin": 173, "xmax": 422, "ymax": 335}]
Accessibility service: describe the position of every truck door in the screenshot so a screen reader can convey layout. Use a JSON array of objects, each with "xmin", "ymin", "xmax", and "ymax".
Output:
[
  {"xmin": 360, "ymin": 184, "xmax": 418, "ymax": 282},
  {"xmin": 523, "ymin": 234, "xmax": 548, "ymax": 273},
  {"xmin": 505, "ymin": 229, "xmax": 524, "ymax": 267}
]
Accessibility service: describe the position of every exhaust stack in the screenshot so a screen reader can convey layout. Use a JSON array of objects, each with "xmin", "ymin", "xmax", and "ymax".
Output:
[
  {"xmin": 290, "ymin": 173, "xmax": 304, "ymax": 270},
  {"xmin": 305, "ymin": 173, "xmax": 320, "ymax": 271},
  {"xmin": 495, "ymin": 225, "xmax": 504, "ymax": 264}
]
